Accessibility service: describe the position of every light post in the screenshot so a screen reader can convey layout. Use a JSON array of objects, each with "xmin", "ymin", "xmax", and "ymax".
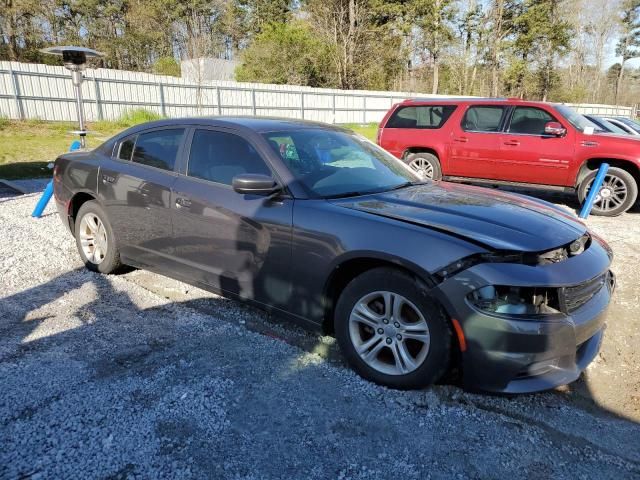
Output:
[{"xmin": 40, "ymin": 46, "xmax": 103, "ymax": 148}]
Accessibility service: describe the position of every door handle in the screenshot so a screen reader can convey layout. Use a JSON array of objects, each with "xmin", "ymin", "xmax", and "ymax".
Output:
[
  {"xmin": 503, "ymin": 140, "xmax": 520, "ymax": 146},
  {"xmin": 102, "ymin": 174, "xmax": 115, "ymax": 184},
  {"xmin": 175, "ymin": 197, "xmax": 192, "ymax": 208},
  {"xmin": 453, "ymin": 136, "xmax": 468, "ymax": 143}
]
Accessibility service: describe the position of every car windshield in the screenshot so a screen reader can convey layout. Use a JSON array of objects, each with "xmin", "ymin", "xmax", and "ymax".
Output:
[
  {"xmin": 262, "ymin": 129, "xmax": 421, "ymax": 198},
  {"xmin": 553, "ymin": 105, "xmax": 599, "ymax": 132}
]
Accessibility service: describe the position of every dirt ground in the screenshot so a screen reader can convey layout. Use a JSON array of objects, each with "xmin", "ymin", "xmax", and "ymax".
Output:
[{"xmin": 1, "ymin": 185, "xmax": 639, "ymax": 478}]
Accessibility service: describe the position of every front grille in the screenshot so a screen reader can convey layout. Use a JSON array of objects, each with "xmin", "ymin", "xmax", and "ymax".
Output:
[{"xmin": 562, "ymin": 272, "xmax": 609, "ymax": 313}]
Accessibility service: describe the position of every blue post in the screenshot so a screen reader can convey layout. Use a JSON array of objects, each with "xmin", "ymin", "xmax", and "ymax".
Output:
[
  {"xmin": 579, "ymin": 163, "xmax": 609, "ymax": 219},
  {"xmin": 31, "ymin": 140, "xmax": 82, "ymax": 218}
]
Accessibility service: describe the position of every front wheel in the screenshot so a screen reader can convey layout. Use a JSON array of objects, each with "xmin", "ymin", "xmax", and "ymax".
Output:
[
  {"xmin": 74, "ymin": 200, "xmax": 125, "ymax": 274},
  {"xmin": 334, "ymin": 268, "xmax": 451, "ymax": 389},
  {"xmin": 577, "ymin": 167, "xmax": 638, "ymax": 216}
]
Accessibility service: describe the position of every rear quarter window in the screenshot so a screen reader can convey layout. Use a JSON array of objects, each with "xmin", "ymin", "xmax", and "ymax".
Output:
[
  {"xmin": 385, "ymin": 105, "xmax": 456, "ymax": 129},
  {"xmin": 131, "ymin": 129, "xmax": 185, "ymax": 171}
]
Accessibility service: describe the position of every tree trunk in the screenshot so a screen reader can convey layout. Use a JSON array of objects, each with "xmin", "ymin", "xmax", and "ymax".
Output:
[
  {"xmin": 615, "ymin": 59, "xmax": 626, "ymax": 105},
  {"xmin": 432, "ymin": 55, "xmax": 439, "ymax": 94}
]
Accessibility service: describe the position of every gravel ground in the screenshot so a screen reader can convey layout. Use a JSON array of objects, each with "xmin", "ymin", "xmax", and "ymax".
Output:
[{"xmin": 1, "ymin": 191, "xmax": 639, "ymax": 479}]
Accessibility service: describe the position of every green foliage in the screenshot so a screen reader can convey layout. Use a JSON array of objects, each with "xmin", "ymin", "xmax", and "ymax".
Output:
[
  {"xmin": 116, "ymin": 109, "xmax": 163, "ymax": 127},
  {"xmin": 236, "ymin": 22, "xmax": 334, "ymax": 87},
  {"xmin": 0, "ymin": 116, "xmax": 10, "ymax": 130},
  {"xmin": 153, "ymin": 57, "xmax": 181, "ymax": 77}
]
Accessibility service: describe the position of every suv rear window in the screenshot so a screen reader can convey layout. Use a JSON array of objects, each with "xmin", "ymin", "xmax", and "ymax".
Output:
[
  {"xmin": 462, "ymin": 106, "xmax": 506, "ymax": 132},
  {"xmin": 385, "ymin": 105, "xmax": 456, "ymax": 129}
]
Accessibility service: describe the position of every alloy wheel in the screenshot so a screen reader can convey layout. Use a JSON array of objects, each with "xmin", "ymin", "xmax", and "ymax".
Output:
[
  {"xmin": 589, "ymin": 174, "xmax": 628, "ymax": 212},
  {"xmin": 349, "ymin": 291, "xmax": 430, "ymax": 376},
  {"xmin": 78, "ymin": 213, "xmax": 108, "ymax": 264},
  {"xmin": 409, "ymin": 158, "xmax": 434, "ymax": 179}
]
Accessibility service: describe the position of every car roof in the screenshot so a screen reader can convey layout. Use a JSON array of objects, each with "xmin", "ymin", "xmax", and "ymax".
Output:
[
  {"xmin": 120, "ymin": 116, "xmax": 352, "ymax": 134},
  {"xmin": 400, "ymin": 97, "xmax": 561, "ymax": 108}
]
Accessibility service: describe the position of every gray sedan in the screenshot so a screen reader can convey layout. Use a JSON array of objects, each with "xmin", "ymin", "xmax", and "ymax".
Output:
[{"xmin": 53, "ymin": 117, "xmax": 614, "ymax": 393}]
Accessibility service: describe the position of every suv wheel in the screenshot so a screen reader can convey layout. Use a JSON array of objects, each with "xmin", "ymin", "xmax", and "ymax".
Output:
[
  {"xmin": 334, "ymin": 267, "xmax": 451, "ymax": 389},
  {"xmin": 75, "ymin": 200, "xmax": 125, "ymax": 274},
  {"xmin": 406, "ymin": 153, "xmax": 442, "ymax": 180},
  {"xmin": 578, "ymin": 167, "xmax": 638, "ymax": 216}
]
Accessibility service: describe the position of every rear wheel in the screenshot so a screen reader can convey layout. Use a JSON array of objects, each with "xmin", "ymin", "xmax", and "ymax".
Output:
[
  {"xmin": 406, "ymin": 152, "xmax": 442, "ymax": 180},
  {"xmin": 577, "ymin": 167, "xmax": 637, "ymax": 216},
  {"xmin": 334, "ymin": 268, "xmax": 451, "ymax": 389},
  {"xmin": 75, "ymin": 200, "xmax": 125, "ymax": 274}
]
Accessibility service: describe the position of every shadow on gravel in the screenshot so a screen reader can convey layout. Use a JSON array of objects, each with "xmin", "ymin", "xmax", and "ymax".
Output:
[
  {"xmin": 2, "ymin": 263, "xmax": 640, "ymax": 477},
  {"xmin": 4, "ymin": 264, "xmax": 638, "ymax": 429}
]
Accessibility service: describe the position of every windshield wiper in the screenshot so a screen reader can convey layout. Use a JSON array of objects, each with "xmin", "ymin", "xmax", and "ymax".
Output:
[
  {"xmin": 323, "ymin": 182, "xmax": 425, "ymax": 199},
  {"xmin": 322, "ymin": 190, "xmax": 374, "ymax": 199},
  {"xmin": 385, "ymin": 181, "xmax": 426, "ymax": 192}
]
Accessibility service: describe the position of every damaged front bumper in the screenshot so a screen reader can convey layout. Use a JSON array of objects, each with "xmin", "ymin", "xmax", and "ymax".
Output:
[{"xmin": 433, "ymin": 235, "xmax": 614, "ymax": 394}]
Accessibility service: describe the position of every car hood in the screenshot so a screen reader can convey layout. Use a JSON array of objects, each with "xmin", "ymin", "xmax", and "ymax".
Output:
[{"xmin": 332, "ymin": 182, "xmax": 586, "ymax": 252}]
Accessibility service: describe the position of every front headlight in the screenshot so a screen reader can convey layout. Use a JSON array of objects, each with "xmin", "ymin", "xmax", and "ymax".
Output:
[{"xmin": 468, "ymin": 285, "xmax": 562, "ymax": 316}]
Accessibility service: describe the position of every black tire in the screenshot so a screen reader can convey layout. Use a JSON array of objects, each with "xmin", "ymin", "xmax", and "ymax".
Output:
[
  {"xmin": 405, "ymin": 152, "xmax": 442, "ymax": 180},
  {"xmin": 74, "ymin": 200, "xmax": 125, "ymax": 274},
  {"xmin": 577, "ymin": 167, "xmax": 638, "ymax": 216},
  {"xmin": 334, "ymin": 267, "xmax": 451, "ymax": 390}
]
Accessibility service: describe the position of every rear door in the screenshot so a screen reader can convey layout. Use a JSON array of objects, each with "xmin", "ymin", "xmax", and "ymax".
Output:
[
  {"xmin": 498, "ymin": 106, "xmax": 574, "ymax": 185},
  {"xmin": 170, "ymin": 127, "xmax": 293, "ymax": 309},
  {"xmin": 98, "ymin": 127, "xmax": 185, "ymax": 265},
  {"xmin": 379, "ymin": 104, "xmax": 457, "ymax": 161},
  {"xmin": 447, "ymin": 104, "xmax": 507, "ymax": 179}
]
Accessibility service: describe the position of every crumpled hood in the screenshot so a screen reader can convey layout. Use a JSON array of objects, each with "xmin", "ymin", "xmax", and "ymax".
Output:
[{"xmin": 332, "ymin": 182, "xmax": 586, "ymax": 252}]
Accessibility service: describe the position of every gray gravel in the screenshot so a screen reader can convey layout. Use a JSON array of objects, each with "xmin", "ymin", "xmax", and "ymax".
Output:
[{"xmin": 1, "ymin": 193, "xmax": 639, "ymax": 479}]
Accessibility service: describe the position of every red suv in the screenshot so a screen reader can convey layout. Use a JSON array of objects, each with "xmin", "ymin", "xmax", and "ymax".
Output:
[{"xmin": 377, "ymin": 98, "xmax": 640, "ymax": 216}]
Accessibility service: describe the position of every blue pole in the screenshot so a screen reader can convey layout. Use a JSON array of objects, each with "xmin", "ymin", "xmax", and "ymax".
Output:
[
  {"xmin": 579, "ymin": 163, "xmax": 609, "ymax": 219},
  {"xmin": 31, "ymin": 140, "xmax": 82, "ymax": 218}
]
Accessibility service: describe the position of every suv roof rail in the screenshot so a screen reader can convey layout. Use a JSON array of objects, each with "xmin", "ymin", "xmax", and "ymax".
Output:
[{"xmin": 403, "ymin": 97, "xmax": 507, "ymax": 103}]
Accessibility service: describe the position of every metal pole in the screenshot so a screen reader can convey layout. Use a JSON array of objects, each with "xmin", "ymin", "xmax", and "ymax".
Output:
[
  {"xmin": 251, "ymin": 88, "xmax": 257, "ymax": 116},
  {"xmin": 158, "ymin": 83, "xmax": 166, "ymax": 117},
  {"xmin": 332, "ymin": 94, "xmax": 336, "ymax": 124},
  {"xmin": 71, "ymin": 70, "xmax": 86, "ymax": 148},
  {"xmin": 300, "ymin": 92, "xmax": 305, "ymax": 120},
  {"xmin": 363, "ymin": 96, "xmax": 367, "ymax": 124},
  {"xmin": 8, "ymin": 62, "xmax": 24, "ymax": 120},
  {"xmin": 216, "ymin": 87, "xmax": 222, "ymax": 115},
  {"xmin": 579, "ymin": 163, "xmax": 610, "ymax": 218},
  {"xmin": 93, "ymin": 77, "xmax": 103, "ymax": 121}
]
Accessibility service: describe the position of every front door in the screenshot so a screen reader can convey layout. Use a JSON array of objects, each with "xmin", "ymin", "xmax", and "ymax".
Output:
[
  {"xmin": 498, "ymin": 106, "xmax": 574, "ymax": 186},
  {"xmin": 98, "ymin": 127, "xmax": 185, "ymax": 265},
  {"xmin": 447, "ymin": 104, "xmax": 507, "ymax": 179},
  {"xmin": 171, "ymin": 128, "xmax": 293, "ymax": 310}
]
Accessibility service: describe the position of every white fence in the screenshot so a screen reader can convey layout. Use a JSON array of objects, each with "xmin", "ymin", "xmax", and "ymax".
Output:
[{"xmin": 0, "ymin": 61, "xmax": 635, "ymax": 124}]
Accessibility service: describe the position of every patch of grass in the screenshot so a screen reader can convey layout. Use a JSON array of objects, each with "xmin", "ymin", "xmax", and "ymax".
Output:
[
  {"xmin": 343, "ymin": 123, "xmax": 379, "ymax": 141},
  {"xmin": 0, "ymin": 120, "xmax": 123, "ymax": 179},
  {"xmin": 116, "ymin": 109, "xmax": 163, "ymax": 127}
]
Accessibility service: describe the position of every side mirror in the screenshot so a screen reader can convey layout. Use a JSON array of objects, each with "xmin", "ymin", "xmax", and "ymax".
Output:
[
  {"xmin": 232, "ymin": 173, "xmax": 280, "ymax": 196},
  {"xmin": 544, "ymin": 121, "xmax": 566, "ymax": 137}
]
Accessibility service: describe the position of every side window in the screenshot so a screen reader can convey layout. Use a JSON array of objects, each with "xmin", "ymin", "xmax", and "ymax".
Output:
[
  {"xmin": 509, "ymin": 107, "xmax": 555, "ymax": 135},
  {"xmin": 131, "ymin": 128, "xmax": 184, "ymax": 171},
  {"xmin": 386, "ymin": 105, "xmax": 456, "ymax": 129},
  {"xmin": 462, "ymin": 106, "xmax": 506, "ymax": 132},
  {"xmin": 188, "ymin": 130, "xmax": 271, "ymax": 185},
  {"xmin": 117, "ymin": 136, "xmax": 136, "ymax": 161}
]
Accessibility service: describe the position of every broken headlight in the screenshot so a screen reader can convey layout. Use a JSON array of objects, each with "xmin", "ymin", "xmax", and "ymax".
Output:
[{"xmin": 468, "ymin": 285, "xmax": 562, "ymax": 316}]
